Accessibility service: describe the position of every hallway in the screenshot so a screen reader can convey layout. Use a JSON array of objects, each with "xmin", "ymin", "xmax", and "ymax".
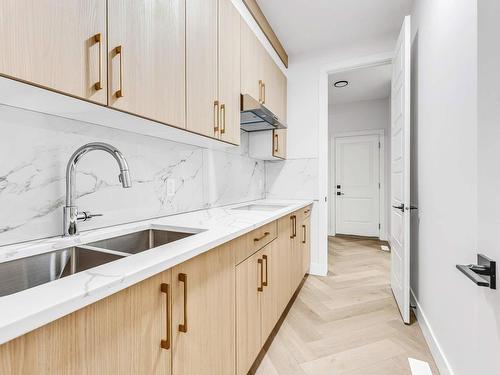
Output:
[{"xmin": 255, "ymin": 236, "xmax": 439, "ymax": 374}]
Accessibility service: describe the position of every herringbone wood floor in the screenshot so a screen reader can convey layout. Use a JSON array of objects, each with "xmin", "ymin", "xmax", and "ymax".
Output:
[{"xmin": 255, "ymin": 236, "xmax": 439, "ymax": 375}]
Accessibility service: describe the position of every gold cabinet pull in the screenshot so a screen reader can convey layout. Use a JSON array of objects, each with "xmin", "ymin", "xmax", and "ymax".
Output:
[
  {"xmin": 93, "ymin": 33, "xmax": 103, "ymax": 91},
  {"xmin": 290, "ymin": 215, "xmax": 295, "ymax": 238},
  {"xmin": 302, "ymin": 224, "xmax": 306, "ymax": 244},
  {"xmin": 262, "ymin": 82, "xmax": 266, "ymax": 104},
  {"xmin": 274, "ymin": 133, "xmax": 279, "ymax": 153},
  {"xmin": 253, "ymin": 231, "xmax": 270, "ymax": 242},
  {"xmin": 213, "ymin": 100, "xmax": 219, "ymax": 132},
  {"xmin": 262, "ymin": 254, "xmax": 268, "ymax": 287},
  {"xmin": 257, "ymin": 258, "xmax": 264, "ymax": 292},
  {"xmin": 160, "ymin": 283, "xmax": 171, "ymax": 350},
  {"xmin": 258, "ymin": 80, "xmax": 263, "ymax": 103},
  {"xmin": 292, "ymin": 215, "xmax": 297, "ymax": 238},
  {"xmin": 178, "ymin": 273, "xmax": 188, "ymax": 333},
  {"xmin": 220, "ymin": 103, "xmax": 226, "ymax": 134},
  {"xmin": 115, "ymin": 46, "xmax": 124, "ymax": 98}
]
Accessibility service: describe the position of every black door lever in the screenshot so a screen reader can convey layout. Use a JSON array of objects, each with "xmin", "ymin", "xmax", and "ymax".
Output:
[{"xmin": 392, "ymin": 204, "xmax": 404, "ymax": 211}]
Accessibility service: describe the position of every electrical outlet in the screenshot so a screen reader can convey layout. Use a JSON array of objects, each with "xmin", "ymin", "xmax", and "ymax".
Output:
[{"xmin": 166, "ymin": 178, "xmax": 176, "ymax": 197}]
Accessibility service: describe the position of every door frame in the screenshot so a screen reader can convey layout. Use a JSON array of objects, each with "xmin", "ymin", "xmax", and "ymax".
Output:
[
  {"xmin": 316, "ymin": 52, "xmax": 393, "ymax": 276},
  {"xmin": 329, "ymin": 129, "xmax": 386, "ymax": 240}
]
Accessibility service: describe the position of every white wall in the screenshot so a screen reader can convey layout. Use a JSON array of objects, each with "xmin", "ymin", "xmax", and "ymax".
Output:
[
  {"xmin": 477, "ymin": 0, "xmax": 500, "ymax": 372},
  {"xmin": 410, "ymin": 0, "xmax": 479, "ymax": 374},
  {"xmin": 328, "ymin": 98, "xmax": 391, "ymax": 239}
]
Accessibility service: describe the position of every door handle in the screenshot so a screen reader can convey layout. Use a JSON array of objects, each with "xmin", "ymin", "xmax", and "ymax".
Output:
[
  {"xmin": 336, "ymin": 192, "xmax": 344, "ymax": 196},
  {"xmin": 392, "ymin": 204, "xmax": 405, "ymax": 211},
  {"xmin": 160, "ymin": 283, "xmax": 171, "ymax": 350},
  {"xmin": 178, "ymin": 273, "xmax": 188, "ymax": 333}
]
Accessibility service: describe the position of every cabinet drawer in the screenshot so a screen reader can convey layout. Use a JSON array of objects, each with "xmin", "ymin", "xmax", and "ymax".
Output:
[{"xmin": 235, "ymin": 221, "xmax": 277, "ymax": 264}]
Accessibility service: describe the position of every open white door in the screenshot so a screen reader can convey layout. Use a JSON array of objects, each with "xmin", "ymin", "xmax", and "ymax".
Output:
[{"xmin": 390, "ymin": 16, "xmax": 411, "ymax": 324}]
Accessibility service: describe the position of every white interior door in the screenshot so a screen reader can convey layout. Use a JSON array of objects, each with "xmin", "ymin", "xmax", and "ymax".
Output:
[
  {"xmin": 390, "ymin": 15, "xmax": 411, "ymax": 324},
  {"xmin": 335, "ymin": 135, "xmax": 380, "ymax": 237}
]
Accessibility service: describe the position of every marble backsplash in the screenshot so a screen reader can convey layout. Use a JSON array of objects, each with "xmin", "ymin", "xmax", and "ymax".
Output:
[
  {"xmin": 0, "ymin": 105, "xmax": 265, "ymax": 246},
  {"xmin": 265, "ymin": 158, "xmax": 318, "ymax": 200}
]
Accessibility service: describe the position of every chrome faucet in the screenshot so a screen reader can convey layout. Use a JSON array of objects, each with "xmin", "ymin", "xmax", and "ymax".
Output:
[{"xmin": 63, "ymin": 142, "xmax": 132, "ymax": 236}]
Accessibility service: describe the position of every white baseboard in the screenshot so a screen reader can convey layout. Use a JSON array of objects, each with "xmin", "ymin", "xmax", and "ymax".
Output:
[
  {"xmin": 410, "ymin": 289, "xmax": 455, "ymax": 375},
  {"xmin": 309, "ymin": 262, "xmax": 328, "ymax": 276}
]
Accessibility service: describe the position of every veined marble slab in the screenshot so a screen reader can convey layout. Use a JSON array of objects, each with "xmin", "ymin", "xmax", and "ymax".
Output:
[{"xmin": 0, "ymin": 199, "xmax": 312, "ymax": 345}]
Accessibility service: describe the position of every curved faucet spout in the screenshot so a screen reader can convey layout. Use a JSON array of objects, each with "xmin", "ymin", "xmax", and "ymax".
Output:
[{"xmin": 64, "ymin": 142, "xmax": 132, "ymax": 236}]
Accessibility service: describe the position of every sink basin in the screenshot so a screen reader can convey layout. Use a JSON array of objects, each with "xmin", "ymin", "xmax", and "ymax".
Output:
[
  {"xmin": 87, "ymin": 228, "xmax": 196, "ymax": 254},
  {"xmin": 0, "ymin": 227, "xmax": 202, "ymax": 297},
  {"xmin": 0, "ymin": 247, "xmax": 124, "ymax": 297},
  {"xmin": 231, "ymin": 204, "xmax": 287, "ymax": 212}
]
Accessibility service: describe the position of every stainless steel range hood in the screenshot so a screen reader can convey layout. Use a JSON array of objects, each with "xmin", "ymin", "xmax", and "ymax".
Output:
[{"xmin": 240, "ymin": 94, "xmax": 286, "ymax": 132}]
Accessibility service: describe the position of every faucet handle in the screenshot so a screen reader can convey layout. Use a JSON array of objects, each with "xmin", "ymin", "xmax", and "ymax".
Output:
[{"xmin": 78, "ymin": 211, "xmax": 104, "ymax": 222}]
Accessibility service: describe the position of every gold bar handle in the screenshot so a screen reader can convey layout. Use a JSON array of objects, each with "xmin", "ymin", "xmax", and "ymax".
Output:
[
  {"xmin": 178, "ymin": 273, "xmax": 188, "ymax": 333},
  {"xmin": 220, "ymin": 104, "xmax": 226, "ymax": 134},
  {"xmin": 257, "ymin": 258, "xmax": 264, "ymax": 292},
  {"xmin": 115, "ymin": 46, "xmax": 124, "ymax": 98},
  {"xmin": 274, "ymin": 133, "xmax": 279, "ymax": 153},
  {"xmin": 254, "ymin": 231, "xmax": 270, "ymax": 242},
  {"xmin": 94, "ymin": 33, "xmax": 103, "ymax": 91},
  {"xmin": 160, "ymin": 283, "xmax": 171, "ymax": 350},
  {"xmin": 262, "ymin": 82, "xmax": 266, "ymax": 104},
  {"xmin": 262, "ymin": 254, "xmax": 268, "ymax": 287},
  {"xmin": 290, "ymin": 215, "xmax": 295, "ymax": 238},
  {"xmin": 302, "ymin": 224, "xmax": 306, "ymax": 244},
  {"xmin": 293, "ymin": 215, "xmax": 297, "ymax": 238},
  {"xmin": 214, "ymin": 100, "xmax": 219, "ymax": 132}
]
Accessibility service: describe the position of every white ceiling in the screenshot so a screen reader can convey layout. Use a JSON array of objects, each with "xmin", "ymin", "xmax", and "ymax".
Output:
[
  {"xmin": 256, "ymin": 0, "xmax": 412, "ymax": 56},
  {"xmin": 329, "ymin": 64, "xmax": 392, "ymax": 105}
]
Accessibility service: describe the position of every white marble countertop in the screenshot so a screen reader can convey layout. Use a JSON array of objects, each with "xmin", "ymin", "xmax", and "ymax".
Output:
[{"xmin": 0, "ymin": 199, "xmax": 313, "ymax": 345}]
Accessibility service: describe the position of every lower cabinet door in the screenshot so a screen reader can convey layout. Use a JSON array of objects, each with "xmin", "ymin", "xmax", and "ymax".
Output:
[
  {"xmin": 277, "ymin": 215, "xmax": 293, "ymax": 312},
  {"xmin": 0, "ymin": 270, "xmax": 172, "ymax": 375},
  {"xmin": 236, "ymin": 249, "xmax": 263, "ymax": 375},
  {"xmin": 302, "ymin": 216, "xmax": 311, "ymax": 275},
  {"xmin": 172, "ymin": 242, "xmax": 235, "ymax": 375},
  {"xmin": 260, "ymin": 241, "xmax": 281, "ymax": 342}
]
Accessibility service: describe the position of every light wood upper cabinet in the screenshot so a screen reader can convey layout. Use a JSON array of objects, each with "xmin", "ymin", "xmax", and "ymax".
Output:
[
  {"xmin": 107, "ymin": 0, "xmax": 186, "ymax": 128},
  {"xmin": 172, "ymin": 241, "xmax": 235, "ymax": 375},
  {"xmin": 241, "ymin": 20, "xmax": 287, "ymax": 123},
  {"xmin": 236, "ymin": 249, "xmax": 263, "ymax": 375},
  {"xmin": 0, "ymin": 270, "xmax": 172, "ymax": 375},
  {"xmin": 241, "ymin": 21, "xmax": 264, "ymax": 103},
  {"xmin": 186, "ymin": 0, "xmax": 218, "ymax": 137},
  {"xmin": 0, "ymin": 0, "xmax": 107, "ymax": 104},
  {"xmin": 273, "ymin": 129, "xmax": 287, "ymax": 159},
  {"xmin": 218, "ymin": 0, "xmax": 241, "ymax": 145}
]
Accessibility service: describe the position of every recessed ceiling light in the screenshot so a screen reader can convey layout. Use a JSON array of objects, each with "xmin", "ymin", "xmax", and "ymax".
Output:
[{"xmin": 333, "ymin": 80, "xmax": 349, "ymax": 88}]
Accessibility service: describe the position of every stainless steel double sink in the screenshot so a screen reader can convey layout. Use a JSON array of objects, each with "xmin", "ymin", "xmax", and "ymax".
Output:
[{"xmin": 0, "ymin": 227, "xmax": 200, "ymax": 297}]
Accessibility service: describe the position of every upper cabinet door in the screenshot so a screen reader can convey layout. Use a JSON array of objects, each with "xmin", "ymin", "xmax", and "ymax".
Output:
[
  {"xmin": 263, "ymin": 56, "xmax": 286, "ymax": 122},
  {"xmin": 186, "ymin": 0, "xmax": 218, "ymax": 137},
  {"xmin": 107, "ymin": 0, "xmax": 186, "ymax": 128},
  {"xmin": 0, "ymin": 0, "xmax": 107, "ymax": 104},
  {"xmin": 218, "ymin": 0, "xmax": 241, "ymax": 145},
  {"xmin": 241, "ymin": 21, "xmax": 264, "ymax": 102}
]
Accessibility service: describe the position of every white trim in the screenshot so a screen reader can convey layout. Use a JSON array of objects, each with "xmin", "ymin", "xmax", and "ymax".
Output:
[
  {"xmin": 410, "ymin": 289, "xmax": 455, "ymax": 375},
  {"xmin": 309, "ymin": 262, "xmax": 328, "ymax": 277},
  {"xmin": 320, "ymin": 54, "xmax": 393, "ymax": 259},
  {"xmin": 333, "ymin": 129, "xmax": 385, "ymax": 138},
  {"xmin": 329, "ymin": 130, "xmax": 386, "ymax": 240}
]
